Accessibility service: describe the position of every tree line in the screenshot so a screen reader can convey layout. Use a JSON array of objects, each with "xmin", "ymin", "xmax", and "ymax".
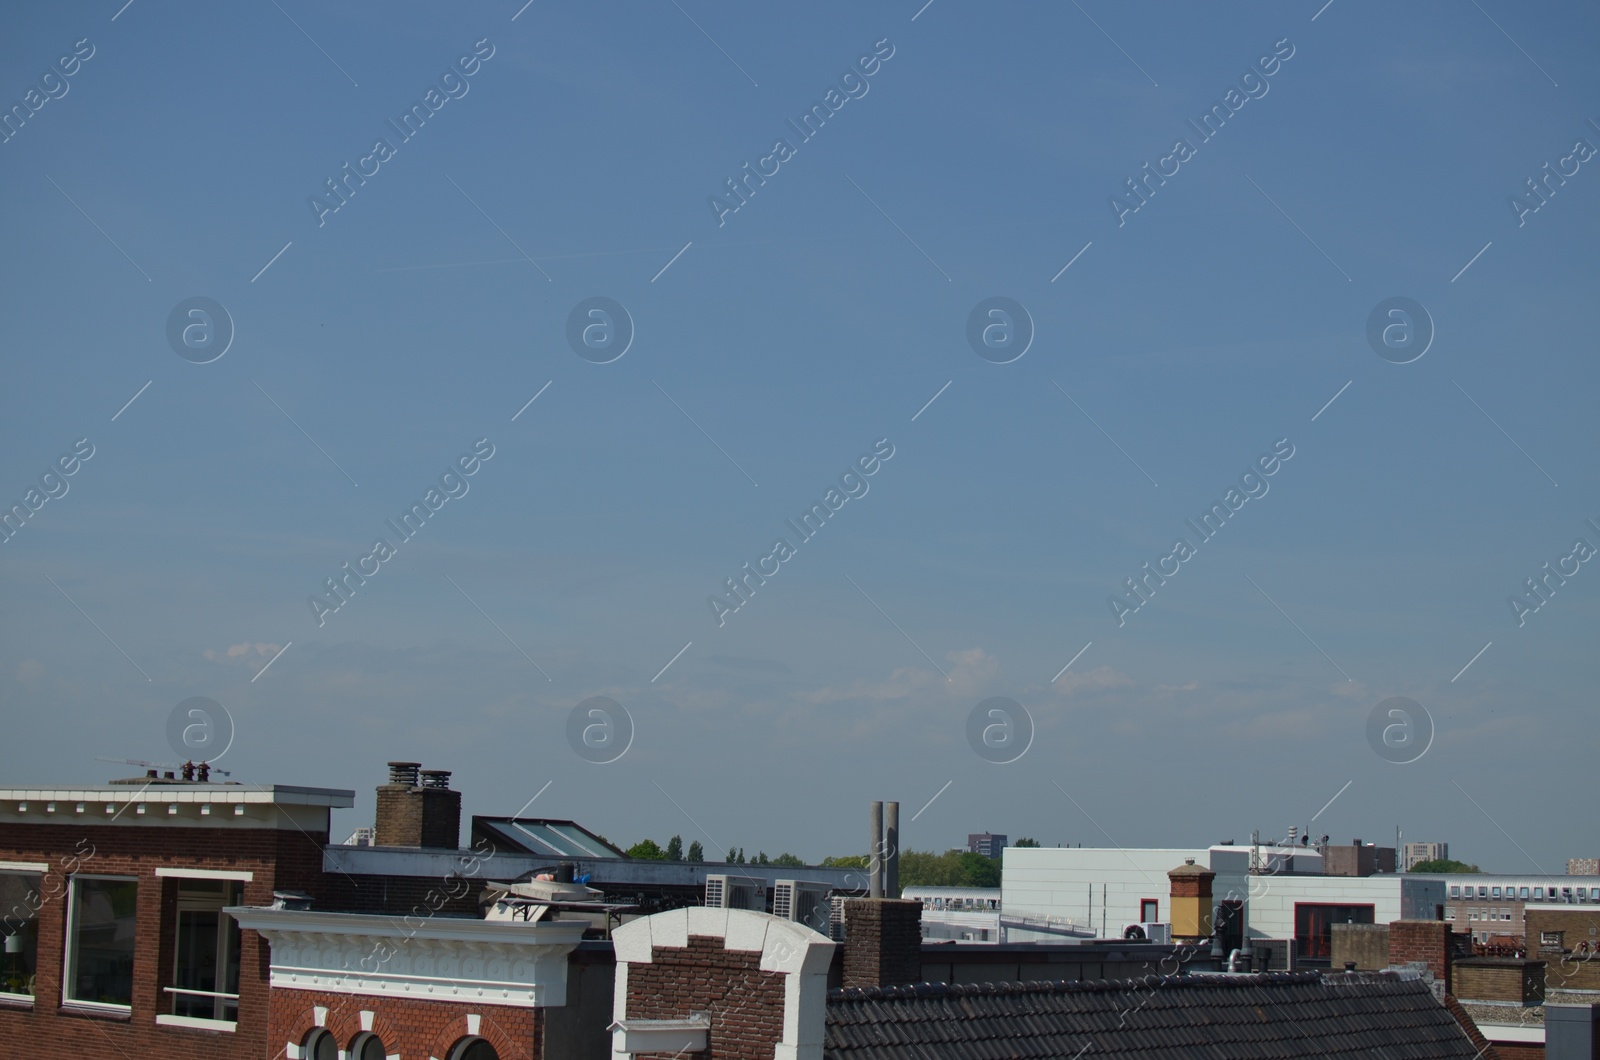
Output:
[{"xmin": 616, "ymin": 834, "xmax": 1045, "ymax": 887}]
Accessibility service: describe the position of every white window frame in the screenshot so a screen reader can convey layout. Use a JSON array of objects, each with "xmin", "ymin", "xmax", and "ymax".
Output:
[
  {"xmin": 0, "ymin": 867, "xmax": 45, "ymax": 1003},
  {"xmin": 161, "ymin": 874, "xmax": 244, "ymax": 1028},
  {"xmin": 153, "ymin": 867, "xmax": 253, "ymax": 882},
  {"xmin": 62, "ymin": 873, "xmax": 138, "ymax": 1014}
]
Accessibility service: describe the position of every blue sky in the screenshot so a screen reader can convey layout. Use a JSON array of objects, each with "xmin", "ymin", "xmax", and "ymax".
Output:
[{"xmin": 2, "ymin": 0, "xmax": 1596, "ymax": 870}]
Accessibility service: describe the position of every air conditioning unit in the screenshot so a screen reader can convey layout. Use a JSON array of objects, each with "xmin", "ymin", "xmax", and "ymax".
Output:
[
  {"xmin": 704, "ymin": 874, "xmax": 765, "ymax": 911},
  {"xmin": 829, "ymin": 895, "xmax": 848, "ymax": 941},
  {"xmin": 1122, "ymin": 922, "xmax": 1171, "ymax": 944},
  {"xmin": 773, "ymin": 880, "xmax": 831, "ymax": 933}
]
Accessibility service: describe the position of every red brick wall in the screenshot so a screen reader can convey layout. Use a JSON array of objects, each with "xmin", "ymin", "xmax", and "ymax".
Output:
[
  {"xmin": 269, "ymin": 986, "xmax": 540, "ymax": 1060},
  {"xmin": 1390, "ymin": 920, "xmax": 1454, "ymax": 995},
  {"xmin": 0, "ymin": 819, "xmax": 326, "ymax": 1060},
  {"xmin": 625, "ymin": 935, "xmax": 786, "ymax": 1060}
]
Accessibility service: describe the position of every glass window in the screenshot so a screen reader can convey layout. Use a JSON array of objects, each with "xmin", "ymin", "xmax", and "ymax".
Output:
[
  {"xmin": 66, "ymin": 876, "xmax": 137, "ymax": 1007},
  {"xmin": 1520, "ymin": 887, "xmax": 1530, "ymax": 899},
  {"xmin": 1535, "ymin": 887, "xmax": 1545, "ymax": 899},
  {"xmin": 452, "ymin": 1040, "xmax": 500, "ymax": 1060},
  {"xmin": 0, "ymin": 872, "xmax": 42, "ymax": 998},
  {"xmin": 170, "ymin": 879, "xmax": 242, "ymax": 1021},
  {"xmin": 1293, "ymin": 903, "xmax": 1375, "ymax": 959},
  {"xmin": 1478, "ymin": 886, "xmax": 1488, "ymax": 898},
  {"xmin": 304, "ymin": 1029, "xmax": 338, "ymax": 1060},
  {"xmin": 352, "ymin": 1033, "xmax": 387, "ymax": 1060},
  {"xmin": 1449, "ymin": 886, "xmax": 1460, "ymax": 897},
  {"xmin": 1492, "ymin": 887, "xmax": 1502, "ymax": 898}
]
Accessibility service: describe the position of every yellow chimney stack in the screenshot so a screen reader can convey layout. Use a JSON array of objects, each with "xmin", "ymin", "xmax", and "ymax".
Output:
[{"xmin": 1168, "ymin": 858, "xmax": 1215, "ymax": 943}]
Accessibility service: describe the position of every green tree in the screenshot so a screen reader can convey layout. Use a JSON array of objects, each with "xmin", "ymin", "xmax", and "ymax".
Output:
[
  {"xmin": 756, "ymin": 851, "xmax": 770, "ymax": 865},
  {"xmin": 827, "ymin": 849, "xmax": 1005, "ymax": 889},
  {"xmin": 772, "ymin": 853, "xmax": 804, "ymax": 867},
  {"xmin": 626, "ymin": 839, "xmax": 667, "ymax": 860},
  {"xmin": 1014, "ymin": 838, "xmax": 1041, "ymax": 848},
  {"xmin": 687, "ymin": 840, "xmax": 704, "ymax": 862},
  {"xmin": 956, "ymin": 851, "xmax": 1001, "ymax": 887},
  {"xmin": 1409, "ymin": 858, "xmax": 1481, "ymax": 873},
  {"xmin": 665, "ymin": 835, "xmax": 684, "ymax": 861}
]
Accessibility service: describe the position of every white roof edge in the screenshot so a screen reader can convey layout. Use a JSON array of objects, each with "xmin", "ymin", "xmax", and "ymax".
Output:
[
  {"xmin": 0, "ymin": 785, "xmax": 354, "ymax": 807},
  {"xmin": 226, "ymin": 905, "xmax": 590, "ymax": 944}
]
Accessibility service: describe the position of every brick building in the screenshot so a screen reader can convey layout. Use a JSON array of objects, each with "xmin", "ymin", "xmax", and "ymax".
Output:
[{"xmin": 0, "ymin": 775, "xmax": 351, "ymax": 1058}]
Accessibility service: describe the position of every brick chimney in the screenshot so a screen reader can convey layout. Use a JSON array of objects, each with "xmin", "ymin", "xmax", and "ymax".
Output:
[
  {"xmin": 841, "ymin": 898, "xmax": 922, "ymax": 988},
  {"xmin": 1167, "ymin": 858, "xmax": 1215, "ymax": 944},
  {"xmin": 373, "ymin": 761, "xmax": 461, "ymax": 849},
  {"xmin": 1388, "ymin": 920, "xmax": 1454, "ymax": 996}
]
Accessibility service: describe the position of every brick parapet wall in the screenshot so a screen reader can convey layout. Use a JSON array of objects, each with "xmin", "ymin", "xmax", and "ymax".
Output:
[
  {"xmin": 625, "ymin": 935, "xmax": 787, "ymax": 1060},
  {"xmin": 1453, "ymin": 959, "xmax": 1545, "ymax": 1005}
]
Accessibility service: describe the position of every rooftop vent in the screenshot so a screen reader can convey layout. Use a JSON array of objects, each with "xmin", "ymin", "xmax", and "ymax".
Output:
[
  {"xmin": 387, "ymin": 761, "xmax": 422, "ymax": 786},
  {"xmin": 420, "ymin": 769, "xmax": 452, "ymax": 789}
]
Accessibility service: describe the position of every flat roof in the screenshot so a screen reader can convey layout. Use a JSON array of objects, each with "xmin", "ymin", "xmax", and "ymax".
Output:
[{"xmin": 0, "ymin": 784, "xmax": 355, "ymax": 807}]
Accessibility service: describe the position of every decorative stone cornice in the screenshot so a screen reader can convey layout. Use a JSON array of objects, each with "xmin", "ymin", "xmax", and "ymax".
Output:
[{"xmin": 229, "ymin": 906, "xmax": 586, "ymax": 1007}]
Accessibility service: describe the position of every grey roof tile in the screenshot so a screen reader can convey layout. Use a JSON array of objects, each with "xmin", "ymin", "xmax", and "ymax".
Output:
[{"xmin": 824, "ymin": 972, "xmax": 1483, "ymax": 1060}]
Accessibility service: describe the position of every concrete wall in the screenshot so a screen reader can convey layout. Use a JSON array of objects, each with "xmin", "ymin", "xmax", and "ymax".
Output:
[{"xmin": 1331, "ymin": 923, "xmax": 1390, "ymax": 970}]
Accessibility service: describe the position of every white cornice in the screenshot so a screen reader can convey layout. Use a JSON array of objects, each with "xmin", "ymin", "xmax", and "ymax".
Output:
[
  {"xmin": 0, "ymin": 785, "xmax": 354, "ymax": 806},
  {"xmin": 228, "ymin": 906, "xmax": 587, "ymax": 1008}
]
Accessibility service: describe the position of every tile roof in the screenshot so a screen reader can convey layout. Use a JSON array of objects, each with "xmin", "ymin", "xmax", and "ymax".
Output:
[{"xmin": 824, "ymin": 971, "xmax": 1486, "ymax": 1059}]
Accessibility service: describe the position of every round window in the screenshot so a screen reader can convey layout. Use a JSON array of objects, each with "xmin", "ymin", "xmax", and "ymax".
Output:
[
  {"xmin": 451, "ymin": 1038, "xmax": 500, "ymax": 1060},
  {"xmin": 303, "ymin": 1029, "xmax": 337, "ymax": 1060}
]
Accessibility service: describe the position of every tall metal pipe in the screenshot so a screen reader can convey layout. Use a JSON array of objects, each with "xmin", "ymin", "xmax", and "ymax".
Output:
[
  {"xmin": 869, "ymin": 801, "xmax": 884, "ymax": 898},
  {"xmin": 885, "ymin": 801, "xmax": 900, "ymax": 898}
]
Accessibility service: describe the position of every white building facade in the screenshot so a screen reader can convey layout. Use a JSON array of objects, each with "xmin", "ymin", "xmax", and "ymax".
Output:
[{"xmin": 1001, "ymin": 845, "xmax": 1442, "ymax": 961}]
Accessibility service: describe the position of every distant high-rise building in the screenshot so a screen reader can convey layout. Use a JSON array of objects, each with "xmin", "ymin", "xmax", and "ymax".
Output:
[
  {"xmin": 969, "ymin": 833, "xmax": 1007, "ymax": 858},
  {"xmin": 1403, "ymin": 841, "xmax": 1449, "ymax": 871},
  {"xmin": 1569, "ymin": 857, "xmax": 1600, "ymax": 876}
]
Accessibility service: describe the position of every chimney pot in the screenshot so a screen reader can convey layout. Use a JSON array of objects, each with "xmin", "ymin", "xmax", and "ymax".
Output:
[
  {"xmin": 387, "ymin": 761, "xmax": 422, "ymax": 786},
  {"xmin": 869, "ymin": 802, "xmax": 884, "ymax": 899}
]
